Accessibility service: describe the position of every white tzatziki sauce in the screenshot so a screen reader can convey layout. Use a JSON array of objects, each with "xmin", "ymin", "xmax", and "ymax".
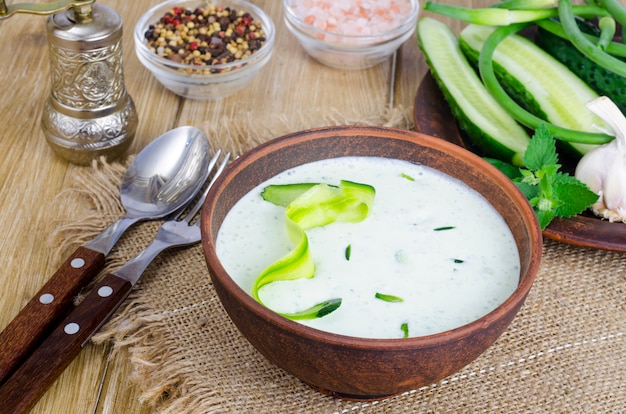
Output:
[{"xmin": 216, "ymin": 156, "xmax": 520, "ymax": 339}]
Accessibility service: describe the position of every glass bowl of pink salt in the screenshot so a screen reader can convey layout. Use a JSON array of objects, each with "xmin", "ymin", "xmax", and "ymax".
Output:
[
  {"xmin": 284, "ymin": 0, "xmax": 419, "ymax": 70},
  {"xmin": 134, "ymin": 0, "xmax": 275, "ymax": 100}
]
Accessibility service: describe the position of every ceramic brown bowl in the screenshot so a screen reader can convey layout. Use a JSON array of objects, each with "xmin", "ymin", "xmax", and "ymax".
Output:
[{"xmin": 200, "ymin": 126, "xmax": 543, "ymax": 400}]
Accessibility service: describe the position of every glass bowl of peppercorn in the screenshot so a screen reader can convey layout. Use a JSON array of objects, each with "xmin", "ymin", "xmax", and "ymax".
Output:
[
  {"xmin": 283, "ymin": 0, "xmax": 419, "ymax": 70},
  {"xmin": 135, "ymin": 0, "xmax": 275, "ymax": 99}
]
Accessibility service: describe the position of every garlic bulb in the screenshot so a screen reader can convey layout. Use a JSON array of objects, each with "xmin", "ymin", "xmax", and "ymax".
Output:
[{"xmin": 575, "ymin": 96, "xmax": 626, "ymax": 222}]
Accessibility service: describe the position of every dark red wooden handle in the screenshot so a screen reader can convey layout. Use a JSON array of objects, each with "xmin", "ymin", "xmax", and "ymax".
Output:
[
  {"xmin": 0, "ymin": 246, "xmax": 105, "ymax": 385},
  {"xmin": 0, "ymin": 273, "xmax": 132, "ymax": 414}
]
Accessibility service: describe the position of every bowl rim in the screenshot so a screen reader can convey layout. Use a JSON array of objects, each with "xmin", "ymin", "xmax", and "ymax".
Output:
[
  {"xmin": 134, "ymin": 0, "xmax": 275, "ymax": 73},
  {"xmin": 201, "ymin": 125, "xmax": 543, "ymax": 349},
  {"xmin": 283, "ymin": 0, "xmax": 420, "ymax": 44}
]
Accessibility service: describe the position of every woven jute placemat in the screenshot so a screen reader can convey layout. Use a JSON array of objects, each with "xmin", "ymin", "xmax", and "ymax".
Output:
[{"xmin": 51, "ymin": 109, "xmax": 625, "ymax": 413}]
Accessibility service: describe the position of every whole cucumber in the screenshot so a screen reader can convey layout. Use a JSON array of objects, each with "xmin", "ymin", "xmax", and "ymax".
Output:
[{"xmin": 535, "ymin": 20, "xmax": 626, "ymax": 114}]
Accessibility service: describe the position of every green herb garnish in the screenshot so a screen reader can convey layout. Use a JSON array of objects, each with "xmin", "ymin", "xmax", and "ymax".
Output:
[
  {"xmin": 401, "ymin": 172, "xmax": 415, "ymax": 181},
  {"xmin": 400, "ymin": 322, "xmax": 409, "ymax": 338},
  {"xmin": 487, "ymin": 124, "xmax": 598, "ymax": 229},
  {"xmin": 345, "ymin": 244, "xmax": 352, "ymax": 260},
  {"xmin": 375, "ymin": 293, "xmax": 404, "ymax": 303},
  {"xmin": 434, "ymin": 226, "xmax": 456, "ymax": 231},
  {"xmin": 453, "ymin": 258, "xmax": 464, "ymax": 264}
]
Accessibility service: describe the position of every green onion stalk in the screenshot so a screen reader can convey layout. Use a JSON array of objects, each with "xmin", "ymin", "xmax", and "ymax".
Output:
[
  {"xmin": 597, "ymin": 16, "xmax": 616, "ymax": 50},
  {"xmin": 491, "ymin": 0, "xmax": 557, "ymax": 10},
  {"xmin": 536, "ymin": 19, "xmax": 626, "ymax": 57},
  {"xmin": 422, "ymin": 1, "xmax": 608, "ymax": 25},
  {"xmin": 598, "ymin": 0, "xmax": 626, "ymax": 40},
  {"xmin": 559, "ymin": 0, "xmax": 626, "ymax": 77}
]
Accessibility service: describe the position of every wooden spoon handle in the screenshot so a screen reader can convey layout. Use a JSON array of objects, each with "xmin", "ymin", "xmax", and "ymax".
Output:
[
  {"xmin": 0, "ymin": 246, "xmax": 105, "ymax": 384},
  {"xmin": 0, "ymin": 273, "xmax": 132, "ymax": 414}
]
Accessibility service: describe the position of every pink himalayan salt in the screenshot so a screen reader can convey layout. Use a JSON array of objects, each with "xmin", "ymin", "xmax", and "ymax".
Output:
[{"xmin": 290, "ymin": 0, "xmax": 413, "ymax": 36}]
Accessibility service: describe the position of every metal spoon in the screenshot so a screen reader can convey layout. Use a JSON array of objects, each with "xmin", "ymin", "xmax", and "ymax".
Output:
[{"xmin": 0, "ymin": 126, "xmax": 211, "ymax": 384}]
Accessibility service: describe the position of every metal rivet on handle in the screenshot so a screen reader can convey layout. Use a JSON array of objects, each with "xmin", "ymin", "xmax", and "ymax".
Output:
[
  {"xmin": 97, "ymin": 286, "xmax": 113, "ymax": 298},
  {"xmin": 39, "ymin": 293, "xmax": 54, "ymax": 304},
  {"xmin": 64, "ymin": 323, "xmax": 80, "ymax": 335},
  {"xmin": 70, "ymin": 258, "xmax": 85, "ymax": 269}
]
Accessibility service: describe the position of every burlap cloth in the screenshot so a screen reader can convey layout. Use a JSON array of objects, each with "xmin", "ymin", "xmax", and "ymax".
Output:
[{"xmin": 50, "ymin": 108, "xmax": 625, "ymax": 413}]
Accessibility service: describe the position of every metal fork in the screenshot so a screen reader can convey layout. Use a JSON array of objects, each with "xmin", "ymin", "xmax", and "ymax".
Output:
[
  {"xmin": 0, "ymin": 150, "xmax": 230, "ymax": 414},
  {"xmin": 112, "ymin": 149, "xmax": 229, "ymax": 287}
]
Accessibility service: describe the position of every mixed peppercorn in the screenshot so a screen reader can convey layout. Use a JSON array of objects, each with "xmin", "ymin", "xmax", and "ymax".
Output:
[{"xmin": 144, "ymin": 5, "xmax": 267, "ymax": 72}]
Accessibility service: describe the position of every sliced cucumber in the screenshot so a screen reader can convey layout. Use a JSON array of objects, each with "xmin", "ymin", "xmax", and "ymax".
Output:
[
  {"xmin": 417, "ymin": 17, "xmax": 530, "ymax": 166},
  {"xmin": 459, "ymin": 24, "xmax": 607, "ymax": 158}
]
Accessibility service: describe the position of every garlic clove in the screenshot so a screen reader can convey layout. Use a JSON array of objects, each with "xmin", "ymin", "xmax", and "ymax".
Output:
[
  {"xmin": 575, "ymin": 148, "xmax": 605, "ymax": 196},
  {"xmin": 600, "ymin": 152, "xmax": 626, "ymax": 220},
  {"xmin": 574, "ymin": 96, "xmax": 626, "ymax": 223}
]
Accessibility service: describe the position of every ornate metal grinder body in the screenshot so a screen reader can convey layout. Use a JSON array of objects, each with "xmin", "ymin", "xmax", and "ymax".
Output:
[{"xmin": 1, "ymin": 0, "xmax": 138, "ymax": 165}]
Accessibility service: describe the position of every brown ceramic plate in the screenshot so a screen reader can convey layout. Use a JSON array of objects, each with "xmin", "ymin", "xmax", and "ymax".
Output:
[{"xmin": 414, "ymin": 72, "xmax": 626, "ymax": 253}]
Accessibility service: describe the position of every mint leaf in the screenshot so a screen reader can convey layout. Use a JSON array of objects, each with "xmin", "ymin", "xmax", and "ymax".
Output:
[
  {"xmin": 552, "ymin": 172, "xmax": 599, "ymax": 217},
  {"xmin": 486, "ymin": 123, "xmax": 597, "ymax": 230},
  {"xmin": 485, "ymin": 157, "xmax": 522, "ymax": 179},
  {"xmin": 523, "ymin": 124, "xmax": 559, "ymax": 170},
  {"xmin": 515, "ymin": 180, "xmax": 539, "ymax": 200},
  {"xmin": 536, "ymin": 208, "xmax": 556, "ymax": 230}
]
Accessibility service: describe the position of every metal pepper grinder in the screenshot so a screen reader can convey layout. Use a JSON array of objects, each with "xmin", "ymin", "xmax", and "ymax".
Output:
[{"xmin": 1, "ymin": 0, "xmax": 138, "ymax": 165}]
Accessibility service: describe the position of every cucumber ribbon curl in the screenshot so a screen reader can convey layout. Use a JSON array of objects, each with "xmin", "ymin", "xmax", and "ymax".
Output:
[{"xmin": 255, "ymin": 180, "xmax": 376, "ymax": 320}]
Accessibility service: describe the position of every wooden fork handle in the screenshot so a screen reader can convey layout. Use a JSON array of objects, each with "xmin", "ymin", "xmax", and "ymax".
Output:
[
  {"xmin": 0, "ymin": 246, "xmax": 105, "ymax": 384},
  {"xmin": 0, "ymin": 272, "xmax": 132, "ymax": 414}
]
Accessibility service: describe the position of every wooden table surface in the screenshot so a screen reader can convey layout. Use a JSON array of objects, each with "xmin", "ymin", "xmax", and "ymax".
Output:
[{"xmin": 0, "ymin": 0, "xmax": 488, "ymax": 412}]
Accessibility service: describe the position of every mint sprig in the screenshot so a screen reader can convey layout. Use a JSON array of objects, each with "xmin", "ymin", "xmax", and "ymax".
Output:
[{"xmin": 487, "ymin": 124, "xmax": 599, "ymax": 230}]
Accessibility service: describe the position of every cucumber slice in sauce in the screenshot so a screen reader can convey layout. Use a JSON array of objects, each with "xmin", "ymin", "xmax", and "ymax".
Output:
[
  {"xmin": 261, "ymin": 183, "xmax": 319, "ymax": 207},
  {"xmin": 417, "ymin": 17, "xmax": 530, "ymax": 166},
  {"xmin": 253, "ymin": 180, "xmax": 375, "ymax": 321}
]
